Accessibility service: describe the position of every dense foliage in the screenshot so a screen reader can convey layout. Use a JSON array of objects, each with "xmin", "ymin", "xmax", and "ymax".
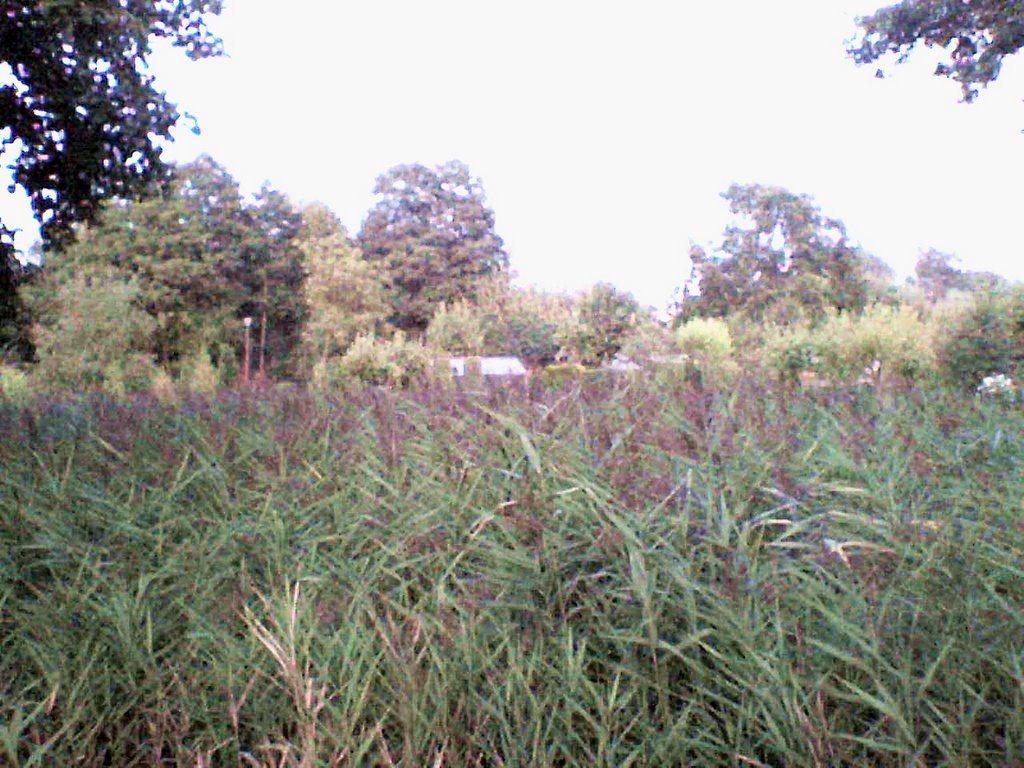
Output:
[
  {"xmin": 29, "ymin": 157, "xmax": 306, "ymax": 376},
  {"xmin": 360, "ymin": 162, "xmax": 509, "ymax": 332},
  {"xmin": 850, "ymin": 0, "xmax": 1024, "ymax": 102},
  {"xmin": 678, "ymin": 184, "xmax": 874, "ymax": 323},
  {"xmin": 1, "ymin": 0, "xmax": 223, "ymax": 354},
  {"xmin": 1, "ymin": 379, "xmax": 1021, "ymax": 765}
]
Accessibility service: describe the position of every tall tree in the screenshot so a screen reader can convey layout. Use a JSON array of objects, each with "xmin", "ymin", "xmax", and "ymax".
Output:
[
  {"xmin": 849, "ymin": 1, "xmax": 1024, "ymax": 102},
  {"xmin": 299, "ymin": 203, "xmax": 387, "ymax": 365},
  {"xmin": 677, "ymin": 184, "xmax": 873, "ymax": 323},
  {"xmin": 1, "ymin": 0, "xmax": 223, "ymax": 363},
  {"xmin": 359, "ymin": 161, "xmax": 508, "ymax": 332},
  {"xmin": 241, "ymin": 185, "xmax": 307, "ymax": 377}
]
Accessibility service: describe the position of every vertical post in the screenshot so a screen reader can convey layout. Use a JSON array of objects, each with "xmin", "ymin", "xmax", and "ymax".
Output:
[
  {"xmin": 258, "ymin": 277, "xmax": 269, "ymax": 378},
  {"xmin": 242, "ymin": 316, "xmax": 253, "ymax": 386}
]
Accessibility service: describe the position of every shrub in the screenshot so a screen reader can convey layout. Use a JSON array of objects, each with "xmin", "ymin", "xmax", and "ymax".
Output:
[
  {"xmin": 672, "ymin": 317, "xmax": 739, "ymax": 388},
  {"xmin": 29, "ymin": 269, "xmax": 159, "ymax": 393},
  {"xmin": 818, "ymin": 304, "xmax": 937, "ymax": 382},
  {"xmin": 618, "ymin": 321, "xmax": 677, "ymax": 364},
  {"xmin": 322, "ymin": 332, "xmax": 433, "ymax": 388},
  {"xmin": 675, "ymin": 317, "xmax": 733, "ymax": 357},
  {"xmin": 939, "ymin": 290, "xmax": 1024, "ymax": 391},
  {"xmin": 100, "ymin": 353, "xmax": 160, "ymax": 397},
  {"xmin": 149, "ymin": 367, "xmax": 178, "ymax": 404},
  {"xmin": 426, "ymin": 300, "xmax": 486, "ymax": 355},
  {"xmin": 179, "ymin": 347, "xmax": 221, "ymax": 394},
  {"xmin": 762, "ymin": 323, "xmax": 825, "ymax": 382},
  {"xmin": 540, "ymin": 362, "xmax": 586, "ymax": 386},
  {"xmin": 0, "ymin": 365, "xmax": 31, "ymax": 404}
]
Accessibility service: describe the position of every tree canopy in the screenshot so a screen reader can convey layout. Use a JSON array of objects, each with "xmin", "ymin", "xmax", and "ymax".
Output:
[
  {"xmin": 678, "ymin": 184, "xmax": 874, "ymax": 324},
  {"xmin": 1, "ymin": 0, "xmax": 223, "ymax": 361},
  {"xmin": 1, "ymin": 0, "xmax": 223, "ymax": 253},
  {"xmin": 35, "ymin": 157, "xmax": 307, "ymax": 375},
  {"xmin": 849, "ymin": 0, "xmax": 1024, "ymax": 102},
  {"xmin": 359, "ymin": 161, "xmax": 508, "ymax": 332}
]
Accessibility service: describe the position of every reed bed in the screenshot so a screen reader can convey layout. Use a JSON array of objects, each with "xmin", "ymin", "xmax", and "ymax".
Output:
[{"xmin": 1, "ymin": 377, "xmax": 1022, "ymax": 766}]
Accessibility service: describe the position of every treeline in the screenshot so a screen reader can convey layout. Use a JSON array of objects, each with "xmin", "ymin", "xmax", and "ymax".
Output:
[{"xmin": 1, "ymin": 156, "xmax": 1021, "ymax": 396}]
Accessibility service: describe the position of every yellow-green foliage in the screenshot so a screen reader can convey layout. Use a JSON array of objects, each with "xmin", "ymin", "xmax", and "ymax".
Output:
[
  {"xmin": 427, "ymin": 300, "xmax": 487, "ymax": 355},
  {"xmin": 0, "ymin": 365, "xmax": 31, "ymax": 404},
  {"xmin": 541, "ymin": 363, "xmax": 586, "ymax": 386},
  {"xmin": 324, "ymin": 332, "xmax": 433, "ymax": 388},
  {"xmin": 675, "ymin": 317, "xmax": 733, "ymax": 357},
  {"xmin": 619, "ymin": 321, "xmax": 678, "ymax": 363},
  {"xmin": 29, "ymin": 270, "xmax": 159, "ymax": 392},
  {"xmin": 149, "ymin": 367, "xmax": 178, "ymax": 403},
  {"xmin": 300, "ymin": 208, "xmax": 387, "ymax": 365},
  {"xmin": 179, "ymin": 347, "xmax": 221, "ymax": 394},
  {"xmin": 818, "ymin": 304, "xmax": 937, "ymax": 381},
  {"xmin": 763, "ymin": 305, "xmax": 937, "ymax": 382},
  {"xmin": 674, "ymin": 317, "xmax": 738, "ymax": 387}
]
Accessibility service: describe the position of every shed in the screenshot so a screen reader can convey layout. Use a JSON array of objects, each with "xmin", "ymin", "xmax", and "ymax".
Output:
[{"xmin": 449, "ymin": 356, "xmax": 529, "ymax": 377}]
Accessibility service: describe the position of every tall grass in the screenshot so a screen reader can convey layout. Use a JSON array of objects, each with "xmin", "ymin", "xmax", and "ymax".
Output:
[{"xmin": 1, "ymin": 379, "xmax": 1022, "ymax": 766}]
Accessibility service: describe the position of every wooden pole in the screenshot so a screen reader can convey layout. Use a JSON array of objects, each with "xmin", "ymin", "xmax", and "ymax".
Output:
[{"xmin": 242, "ymin": 317, "xmax": 252, "ymax": 386}]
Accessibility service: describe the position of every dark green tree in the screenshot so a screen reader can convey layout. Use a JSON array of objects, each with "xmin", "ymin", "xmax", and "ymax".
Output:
[
  {"xmin": 849, "ymin": 0, "xmax": 1024, "ymax": 102},
  {"xmin": 239, "ymin": 185, "xmax": 307, "ymax": 377},
  {"xmin": 569, "ymin": 283, "xmax": 643, "ymax": 366},
  {"xmin": 677, "ymin": 184, "xmax": 874, "ymax": 323},
  {"xmin": 359, "ymin": 161, "xmax": 508, "ymax": 333},
  {"xmin": 1, "ymin": 0, "xmax": 223, "ymax": 362}
]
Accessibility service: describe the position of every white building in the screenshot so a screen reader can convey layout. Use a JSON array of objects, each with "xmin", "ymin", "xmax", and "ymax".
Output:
[{"xmin": 449, "ymin": 356, "xmax": 529, "ymax": 377}]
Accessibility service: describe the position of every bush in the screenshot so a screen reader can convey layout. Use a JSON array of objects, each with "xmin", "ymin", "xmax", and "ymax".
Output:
[
  {"xmin": 426, "ymin": 300, "xmax": 486, "ymax": 355},
  {"xmin": 29, "ymin": 270, "xmax": 158, "ymax": 393},
  {"xmin": 320, "ymin": 332, "xmax": 433, "ymax": 388},
  {"xmin": 540, "ymin": 362, "xmax": 586, "ymax": 386},
  {"xmin": 618, "ymin": 321, "xmax": 677, "ymax": 364},
  {"xmin": 100, "ymin": 353, "xmax": 161, "ymax": 397},
  {"xmin": 818, "ymin": 304, "xmax": 937, "ymax": 382},
  {"xmin": 675, "ymin": 317, "xmax": 733, "ymax": 357},
  {"xmin": 179, "ymin": 347, "xmax": 221, "ymax": 394},
  {"xmin": 939, "ymin": 290, "xmax": 1024, "ymax": 391},
  {"xmin": 761, "ymin": 323, "xmax": 822, "ymax": 381},
  {"xmin": 0, "ymin": 365, "xmax": 31, "ymax": 404},
  {"xmin": 670, "ymin": 317, "xmax": 738, "ymax": 388}
]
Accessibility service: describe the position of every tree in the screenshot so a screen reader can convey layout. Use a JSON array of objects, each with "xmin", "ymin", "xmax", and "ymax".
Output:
[
  {"xmin": 0, "ymin": 257, "xmax": 37, "ymax": 362},
  {"xmin": 299, "ymin": 203, "xmax": 387, "ymax": 365},
  {"xmin": 29, "ymin": 268, "xmax": 158, "ymax": 393},
  {"xmin": 849, "ymin": 1, "xmax": 1024, "ymax": 102},
  {"xmin": 915, "ymin": 249, "xmax": 965, "ymax": 303},
  {"xmin": 359, "ymin": 161, "xmax": 509, "ymax": 332},
  {"xmin": 567, "ymin": 283, "xmax": 643, "ymax": 366},
  {"xmin": 240, "ymin": 185, "xmax": 307, "ymax": 377},
  {"xmin": 42, "ymin": 157, "xmax": 254, "ymax": 370},
  {"xmin": 1, "ymin": 0, "xmax": 223, "ymax": 367},
  {"xmin": 1, "ymin": 1, "xmax": 223, "ymax": 253},
  {"xmin": 677, "ymin": 184, "xmax": 873, "ymax": 323},
  {"xmin": 914, "ymin": 248, "xmax": 1009, "ymax": 302}
]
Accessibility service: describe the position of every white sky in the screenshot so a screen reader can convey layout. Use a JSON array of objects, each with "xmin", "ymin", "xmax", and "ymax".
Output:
[{"xmin": 3, "ymin": 0, "xmax": 1023, "ymax": 311}]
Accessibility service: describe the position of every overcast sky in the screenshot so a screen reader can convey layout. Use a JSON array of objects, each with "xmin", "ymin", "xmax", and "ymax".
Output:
[{"xmin": 4, "ymin": 0, "xmax": 1023, "ymax": 310}]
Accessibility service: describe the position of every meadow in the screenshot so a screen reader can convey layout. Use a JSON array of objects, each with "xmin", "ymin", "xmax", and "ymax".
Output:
[{"xmin": 1, "ymin": 375, "xmax": 1022, "ymax": 767}]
